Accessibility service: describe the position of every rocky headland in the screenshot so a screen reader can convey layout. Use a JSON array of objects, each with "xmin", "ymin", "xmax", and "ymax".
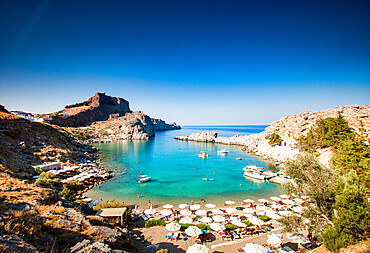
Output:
[
  {"xmin": 176, "ymin": 105, "xmax": 370, "ymax": 165},
  {"xmin": 42, "ymin": 92, "xmax": 180, "ymax": 140}
]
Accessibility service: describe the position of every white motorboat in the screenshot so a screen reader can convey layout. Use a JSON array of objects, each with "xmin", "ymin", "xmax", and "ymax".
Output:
[
  {"xmin": 217, "ymin": 149, "xmax": 229, "ymax": 154},
  {"xmin": 137, "ymin": 175, "xmax": 152, "ymax": 183},
  {"xmin": 244, "ymin": 171, "xmax": 266, "ymax": 180}
]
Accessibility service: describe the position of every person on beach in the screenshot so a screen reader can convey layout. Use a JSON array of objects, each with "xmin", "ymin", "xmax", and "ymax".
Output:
[
  {"xmin": 138, "ymin": 194, "xmax": 140, "ymax": 198},
  {"xmin": 148, "ymin": 200, "xmax": 151, "ymax": 209},
  {"xmin": 191, "ymin": 199, "xmax": 194, "ymax": 205}
]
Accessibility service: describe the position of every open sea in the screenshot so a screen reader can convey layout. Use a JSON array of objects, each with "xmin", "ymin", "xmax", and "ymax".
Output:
[{"xmin": 85, "ymin": 126, "xmax": 283, "ymax": 207}]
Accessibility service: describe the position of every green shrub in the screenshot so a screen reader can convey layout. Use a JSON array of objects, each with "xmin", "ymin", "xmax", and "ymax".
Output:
[
  {"xmin": 144, "ymin": 219, "xmax": 166, "ymax": 228},
  {"xmin": 322, "ymin": 226, "xmax": 353, "ymax": 253},
  {"xmin": 242, "ymin": 220, "xmax": 252, "ymax": 227},
  {"xmin": 94, "ymin": 200, "xmax": 127, "ymax": 211},
  {"xmin": 35, "ymin": 172, "xmax": 61, "ymax": 188},
  {"xmin": 266, "ymin": 133, "xmax": 282, "ymax": 145},
  {"xmin": 34, "ymin": 167, "xmax": 44, "ymax": 175},
  {"xmin": 258, "ymin": 215, "xmax": 271, "ymax": 222},
  {"xmin": 65, "ymin": 101, "xmax": 90, "ymax": 109},
  {"xmin": 225, "ymin": 224, "xmax": 239, "ymax": 230},
  {"xmin": 179, "ymin": 223, "xmax": 191, "ymax": 231},
  {"xmin": 60, "ymin": 179, "xmax": 84, "ymax": 201},
  {"xmin": 196, "ymin": 224, "xmax": 210, "ymax": 231}
]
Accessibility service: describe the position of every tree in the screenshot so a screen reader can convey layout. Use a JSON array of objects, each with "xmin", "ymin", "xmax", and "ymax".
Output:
[
  {"xmin": 60, "ymin": 179, "xmax": 84, "ymax": 201},
  {"xmin": 35, "ymin": 172, "xmax": 61, "ymax": 188},
  {"xmin": 266, "ymin": 133, "xmax": 282, "ymax": 146},
  {"xmin": 282, "ymin": 153, "xmax": 337, "ymax": 235},
  {"xmin": 282, "ymin": 154, "xmax": 370, "ymax": 252}
]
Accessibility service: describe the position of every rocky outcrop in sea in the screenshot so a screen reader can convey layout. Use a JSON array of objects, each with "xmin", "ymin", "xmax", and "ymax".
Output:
[{"xmin": 176, "ymin": 105, "xmax": 370, "ymax": 164}]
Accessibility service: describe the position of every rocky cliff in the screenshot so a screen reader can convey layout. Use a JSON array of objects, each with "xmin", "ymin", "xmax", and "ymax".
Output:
[
  {"xmin": 43, "ymin": 92, "xmax": 180, "ymax": 139},
  {"xmin": 88, "ymin": 111, "xmax": 180, "ymax": 140},
  {"xmin": 0, "ymin": 110, "xmax": 97, "ymax": 177},
  {"xmin": 176, "ymin": 105, "xmax": 370, "ymax": 164},
  {"xmin": 45, "ymin": 92, "xmax": 131, "ymax": 127}
]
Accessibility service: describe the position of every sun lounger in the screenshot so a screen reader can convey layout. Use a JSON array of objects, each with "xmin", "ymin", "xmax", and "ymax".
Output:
[
  {"xmin": 172, "ymin": 232, "xmax": 179, "ymax": 241},
  {"xmin": 237, "ymin": 248, "xmax": 246, "ymax": 253},
  {"xmin": 140, "ymin": 214, "xmax": 149, "ymax": 221},
  {"xmin": 166, "ymin": 233, "xmax": 173, "ymax": 241},
  {"xmin": 302, "ymin": 242, "xmax": 318, "ymax": 250},
  {"xmin": 231, "ymin": 230, "xmax": 240, "ymax": 239}
]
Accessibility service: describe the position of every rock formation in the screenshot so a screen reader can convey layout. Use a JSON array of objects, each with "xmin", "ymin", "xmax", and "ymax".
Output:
[
  {"xmin": 45, "ymin": 92, "xmax": 131, "ymax": 127},
  {"xmin": 176, "ymin": 105, "xmax": 370, "ymax": 164},
  {"xmin": 0, "ymin": 104, "xmax": 9, "ymax": 113},
  {"xmin": 43, "ymin": 92, "xmax": 181, "ymax": 139}
]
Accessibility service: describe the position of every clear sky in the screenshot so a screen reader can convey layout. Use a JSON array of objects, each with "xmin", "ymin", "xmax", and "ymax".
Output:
[{"xmin": 0, "ymin": 0, "xmax": 369, "ymax": 125}]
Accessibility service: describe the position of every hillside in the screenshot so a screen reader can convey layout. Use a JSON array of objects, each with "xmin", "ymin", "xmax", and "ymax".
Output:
[
  {"xmin": 176, "ymin": 105, "xmax": 370, "ymax": 164},
  {"xmin": 0, "ymin": 111, "xmax": 97, "ymax": 178}
]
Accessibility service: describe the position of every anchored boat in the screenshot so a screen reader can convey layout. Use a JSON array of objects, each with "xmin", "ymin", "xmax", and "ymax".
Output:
[{"xmin": 137, "ymin": 175, "xmax": 152, "ymax": 183}]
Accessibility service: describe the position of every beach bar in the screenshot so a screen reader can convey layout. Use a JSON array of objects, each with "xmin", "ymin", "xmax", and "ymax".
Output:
[{"xmin": 97, "ymin": 207, "xmax": 128, "ymax": 226}]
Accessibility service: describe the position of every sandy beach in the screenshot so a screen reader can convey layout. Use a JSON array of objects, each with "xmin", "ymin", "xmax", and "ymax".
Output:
[{"xmin": 128, "ymin": 198, "xmax": 310, "ymax": 253}]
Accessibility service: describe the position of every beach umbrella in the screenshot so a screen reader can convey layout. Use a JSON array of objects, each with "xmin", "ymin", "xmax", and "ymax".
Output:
[
  {"xmin": 210, "ymin": 222, "xmax": 225, "ymax": 231},
  {"xmin": 179, "ymin": 216, "xmax": 193, "ymax": 224},
  {"xmin": 205, "ymin": 203, "xmax": 216, "ymax": 208},
  {"xmin": 163, "ymin": 204, "xmax": 173, "ymax": 209},
  {"xmin": 211, "ymin": 209, "xmax": 224, "ymax": 215},
  {"xmin": 199, "ymin": 217, "xmax": 212, "ymax": 223},
  {"xmin": 280, "ymin": 194, "xmax": 290, "ymax": 199},
  {"xmin": 256, "ymin": 206, "xmax": 268, "ymax": 211},
  {"xmin": 144, "ymin": 209, "xmax": 156, "ymax": 215},
  {"xmin": 293, "ymin": 198, "xmax": 304, "ymax": 203},
  {"xmin": 243, "ymin": 208, "xmax": 255, "ymax": 214},
  {"xmin": 267, "ymin": 233, "xmax": 283, "ymax": 246},
  {"xmin": 242, "ymin": 243, "xmax": 268, "ymax": 253},
  {"xmin": 225, "ymin": 200, "xmax": 235, "ymax": 205},
  {"xmin": 165, "ymin": 222, "xmax": 181, "ymax": 232},
  {"xmin": 287, "ymin": 233, "xmax": 310, "ymax": 244},
  {"xmin": 185, "ymin": 226, "xmax": 202, "ymax": 237},
  {"xmin": 232, "ymin": 220, "xmax": 247, "ymax": 227},
  {"xmin": 278, "ymin": 211, "xmax": 293, "ymax": 217},
  {"xmin": 178, "ymin": 204, "xmax": 188, "ymax": 209},
  {"xmin": 230, "ymin": 216, "xmax": 241, "ymax": 222},
  {"xmin": 282, "ymin": 199, "xmax": 295, "ymax": 205},
  {"xmin": 190, "ymin": 204, "xmax": 201, "ymax": 210},
  {"xmin": 244, "ymin": 199, "xmax": 254, "ymax": 203},
  {"xmin": 270, "ymin": 197, "xmax": 281, "ymax": 201},
  {"xmin": 266, "ymin": 210, "xmax": 282, "ymax": 220},
  {"xmin": 92, "ymin": 200, "xmax": 104, "ymax": 205},
  {"xmin": 160, "ymin": 209, "xmax": 173, "ymax": 216},
  {"xmin": 212, "ymin": 215, "xmax": 226, "ymax": 222},
  {"xmin": 186, "ymin": 244, "xmax": 209, "ymax": 253},
  {"xmin": 180, "ymin": 209, "xmax": 192, "ymax": 216},
  {"xmin": 248, "ymin": 216, "xmax": 264, "ymax": 226},
  {"xmin": 258, "ymin": 199, "xmax": 269, "ymax": 203},
  {"xmin": 195, "ymin": 210, "xmax": 207, "ymax": 216},
  {"xmin": 292, "ymin": 206, "xmax": 303, "ymax": 213},
  {"xmin": 225, "ymin": 207, "xmax": 238, "ymax": 214}
]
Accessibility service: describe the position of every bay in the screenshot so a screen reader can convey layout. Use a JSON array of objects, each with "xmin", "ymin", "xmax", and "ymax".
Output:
[{"xmin": 85, "ymin": 125, "xmax": 283, "ymax": 207}]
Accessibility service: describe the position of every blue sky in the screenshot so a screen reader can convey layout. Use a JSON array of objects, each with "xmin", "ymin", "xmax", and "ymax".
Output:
[{"xmin": 0, "ymin": 0, "xmax": 369, "ymax": 125}]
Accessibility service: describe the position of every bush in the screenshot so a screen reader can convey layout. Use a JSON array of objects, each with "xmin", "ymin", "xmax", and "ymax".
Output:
[
  {"xmin": 242, "ymin": 220, "xmax": 253, "ymax": 227},
  {"xmin": 60, "ymin": 179, "xmax": 84, "ymax": 201},
  {"xmin": 65, "ymin": 101, "xmax": 90, "ymax": 109},
  {"xmin": 94, "ymin": 200, "xmax": 127, "ymax": 211},
  {"xmin": 34, "ymin": 167, "xmax": 44, "ymax": 175},
  {"xmin": 258, "ymin": 215, "xmax": 271, "ymax": 222},
  {"xmin": 35, "ymin": 172, "xmax": 61, "ymax": 188},
  {"xmin": 196, "ymin": 224, "xmax": 210, "ymax": 231},
  {"xmin": 145, "ymin": 219, "xmax": 166, "ymax": 228},
  {"xmin": 179, "ymin": 223, "xmax": 191, "ymax": 231},
  {"xmin": 266, "ymin": 133, "xmax": 282, "ymax": 145},
  {"xmin": 322, "ymin": 226, "xmax": 353, "ymax": 253},
  {"xmin": 225, "ymin": 224, "xmax": 239, "ymax": 230}
]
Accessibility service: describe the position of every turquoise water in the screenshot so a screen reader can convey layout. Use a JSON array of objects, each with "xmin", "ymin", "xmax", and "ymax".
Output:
[{"xmin": 85, "ymin": 126, "xmax": 283, "ymax": 207}]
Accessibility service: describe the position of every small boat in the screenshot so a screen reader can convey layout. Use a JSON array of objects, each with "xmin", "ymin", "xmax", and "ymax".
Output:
[
  {"xmin": 217, "ymin": 149, "xmax": 229, "ymax": 154},
  {"xmin": 236, "ymin": 157, "xmax": 242, "ymax": 160},
  {"xmin": 198, "ymin": 151, "xmax": 208, "ymax": 158},
  {"xmin": 137, "ymin": 175, "xmax": 151, "ymax": 183},
  {"xmin": 244, "ymin": 171, "xmax": 266, "ymax": 180}
]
